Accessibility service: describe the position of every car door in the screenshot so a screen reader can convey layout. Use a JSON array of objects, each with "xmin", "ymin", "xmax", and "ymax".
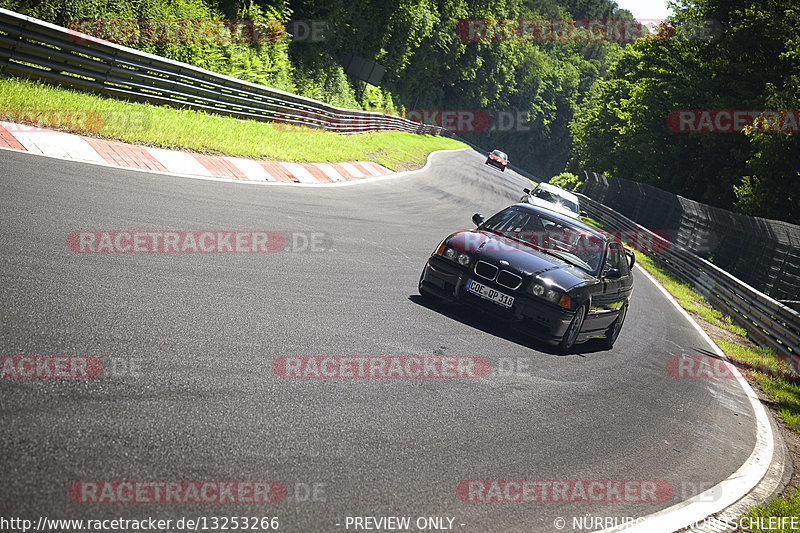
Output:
[{"xmin": 587, "ymin": 242, "xmax": 630, "ymax": 331}]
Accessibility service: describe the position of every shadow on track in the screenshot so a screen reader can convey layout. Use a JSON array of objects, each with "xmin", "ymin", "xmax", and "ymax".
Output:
[{"xmin": 408, "ymin": 294, "xmax": 610, "ymax": 356}]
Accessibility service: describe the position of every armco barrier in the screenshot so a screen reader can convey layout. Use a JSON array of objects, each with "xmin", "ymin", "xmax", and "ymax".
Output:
[
  {"xmin": 576, "ymin": 191, "xmax": 800, "ymax": 362},
  {"xmin": 581, "ymin": 172, "xmax": 800, "ymax": 302},
  {"xmin": 0, "ymin": 9, "xmax": 441, "ymax": 134}
]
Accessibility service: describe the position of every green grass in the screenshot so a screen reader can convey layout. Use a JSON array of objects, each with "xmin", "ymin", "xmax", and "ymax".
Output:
[
  {"xmin": 718, "ymin": 340, "xmax": 800, "ymax": 433},
  {"xmin": 741, "ymin": 490, "xmax": 800, "ymax": 532},
  {"xmin": 580, "ymin": 215, "xmax": 605, "ymax": 230},
  {"xmin": 718, "ymin": 340, "xmax": 800, "ymax": 382},
  {"xmin": 0, "ymin": 77, "xmax": 466, "ymax": 170},
  {"xmin": 633, "ymin": 253, "xmax": 748, "ymax": 336},
  {"xmin": 758, "ymin": 376, "xmax": 800, "ymax": 433}
]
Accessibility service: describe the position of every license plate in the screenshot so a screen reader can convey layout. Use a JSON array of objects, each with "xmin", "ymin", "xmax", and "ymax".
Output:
[{"xmin": 465, "ymin": 279, "xmax": 514, "ymax": 308}]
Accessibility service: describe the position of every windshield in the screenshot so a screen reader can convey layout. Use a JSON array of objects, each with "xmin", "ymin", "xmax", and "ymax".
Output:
[
  {"xmin": 533, "ymin": 188, "xmax": 579, "ymax": 214},
  {"xmin": 482, "ymin": 207, "xmax": 604, "ymax": 273},
  {"xmin": 492, "ymin": 150, "xmax": 507, "ymax": 159}
]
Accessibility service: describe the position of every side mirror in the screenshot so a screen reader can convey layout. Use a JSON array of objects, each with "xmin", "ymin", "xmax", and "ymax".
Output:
[
  {"xmin": 603, "ymin": 267, "xmax": 621, "ymax": 279},
  {"xmin": 523, "ymin": 188, "xmax": 531, "ymax": 194},
  {"xmin": 625, "ymin": 249, "xmax": 635, "ymax": 269},
  {"xmin": 472, "ymin": 213, "xmax": 485, "ymax": 227}
]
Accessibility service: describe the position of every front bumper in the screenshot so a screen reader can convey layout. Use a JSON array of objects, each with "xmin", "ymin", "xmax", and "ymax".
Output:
[
  {"xmin": 419, "ymin": 256, "xmax": 575, "ymax": 343},
  {"xmin": 485, "ymin": 158, "xmax": 507, "ymax": 169}
]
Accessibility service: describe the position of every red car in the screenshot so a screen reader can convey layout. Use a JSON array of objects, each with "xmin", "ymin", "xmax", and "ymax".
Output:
[{"xmin": 485, "ymin": 149, "xmax": 508, "ymax": 171}]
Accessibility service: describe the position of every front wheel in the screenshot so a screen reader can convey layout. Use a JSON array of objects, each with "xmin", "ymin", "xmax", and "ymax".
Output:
[
  {"xmin": 419, "ymin": 282, "xmax": 436, "ymax": 301},
  {"xmin": 603, "ymin": 303, "xmax": 627, "ymax": 349},
  {"xmin": 418, "ymin": 269, "xmax": 436, "ymax": 301},
  {"xmin": 558, "ymin": 303, "xmax": 587, "ymax": 353}
]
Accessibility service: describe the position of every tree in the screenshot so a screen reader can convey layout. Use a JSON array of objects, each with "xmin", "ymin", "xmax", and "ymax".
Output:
[{"xmin": 569, "ymin": 0, "xmax": 800, "ymax": 223}]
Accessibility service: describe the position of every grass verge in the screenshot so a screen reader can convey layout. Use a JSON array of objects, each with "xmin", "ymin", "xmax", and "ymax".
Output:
[
  {"xmin": 717, "ymin": 340, "xmax": 800, "ymax": 436},
  {"xmin": 582, "ymin": 216, "xmax": 800, "ymax": 529},
  {"xmin": 740, "ymin": 490, "xmax": 800, "ymax": 531},
  {"xmin": 633, "ymin": 253, "xmax": 748, "ymax": 337},
  {"xmin": 0, "ymin": 77, "xmax": 466, "ymax": 170}
]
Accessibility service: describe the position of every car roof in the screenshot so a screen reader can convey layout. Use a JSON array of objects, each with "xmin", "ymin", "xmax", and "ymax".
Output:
[
  {"xmin": 511, "ymin": 203, "xmax": 607, "ymax": 240},
  {"xmin": 534, "ymin": 182, "xmax": 580, "ymax": 203}
]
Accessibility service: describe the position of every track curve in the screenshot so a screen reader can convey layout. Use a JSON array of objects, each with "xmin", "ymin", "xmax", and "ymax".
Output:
[{"xmin": 0, "ymin": 148, "xmax": 762, "ymax": 531}]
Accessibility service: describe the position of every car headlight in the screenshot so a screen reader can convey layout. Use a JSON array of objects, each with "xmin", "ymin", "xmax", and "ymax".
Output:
[
  {"xmin": 528, "ymin": 282, "xmax": 564, "ymax": 305},
  {"xmin": 437, "ymin": 246, "xmax": 472, "ymax": 268}
]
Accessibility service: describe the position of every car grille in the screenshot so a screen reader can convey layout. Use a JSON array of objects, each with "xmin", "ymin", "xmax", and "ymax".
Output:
[
  {"xmin": 496, "ymin": 270, "xmax": 522, "ymax": 290},
  {"xmin": 474, "ymin": 261, "xmax": 522, "ymax": 290},
  {"xmin": 475, "ymin": 261, "xmax": 499, "ymax": 280}
]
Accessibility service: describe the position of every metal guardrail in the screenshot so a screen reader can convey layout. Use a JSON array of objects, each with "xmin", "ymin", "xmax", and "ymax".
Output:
[
  {"xmin": 0, "ymin": 8, "xmax": 443, "ymax": 134},
  {"xmin": 582, "ymin": 172, "xmax": 800, "ymax": 303},
  {"xmin": 577, "ymin": 191, "xmax": 800, "ymax": 362},
  {"xmin": 3, "ymin": 10, "xmax": 796, "ymax": 363}
]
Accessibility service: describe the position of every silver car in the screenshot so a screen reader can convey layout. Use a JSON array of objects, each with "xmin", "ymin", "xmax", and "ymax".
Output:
[{"xmin": 520, "ymin": 182, "xmax": 585, "ymax": 220}]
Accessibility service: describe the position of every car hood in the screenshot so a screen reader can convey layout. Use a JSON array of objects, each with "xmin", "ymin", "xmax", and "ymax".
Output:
[
  {"xmin": 446, "ymin": 230, "xmax": 597, "ymax": 291},
  {"xmin": 525, "ymin": 197, "xmax": 578, "ymax": 219}
]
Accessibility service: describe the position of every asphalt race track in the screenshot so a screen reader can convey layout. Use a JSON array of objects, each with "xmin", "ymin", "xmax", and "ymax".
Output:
[{"xmin": 0, "ymin": 148, "xmax": 759, "ymax": 532}]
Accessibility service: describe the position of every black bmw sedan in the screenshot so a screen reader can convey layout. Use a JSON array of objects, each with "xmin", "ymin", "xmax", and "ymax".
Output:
[{"xmin": 419, "ymin": 204, "xmax": 635, "ymax": 352}]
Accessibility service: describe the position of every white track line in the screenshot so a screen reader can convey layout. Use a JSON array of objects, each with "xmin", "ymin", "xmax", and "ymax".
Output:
[{"xmin": 598, "ymin": 265, "xmax": 776, "ymax": 533}]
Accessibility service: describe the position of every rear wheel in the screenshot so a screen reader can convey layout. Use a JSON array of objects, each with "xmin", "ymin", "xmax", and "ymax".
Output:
[
  {"xmin": 558, "ymin": 303, "xmax": 587, "ymax": 353},
  {"xmin": 603, "ymin": 303, "xmax": 627, "ymax": 349}
]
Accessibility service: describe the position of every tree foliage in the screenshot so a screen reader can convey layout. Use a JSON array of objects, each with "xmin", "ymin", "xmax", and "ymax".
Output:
[
  {"xmin": 6, "ymin": 0, "xmax": 794, "ymax": 222},
  {"xmin": 569, "ymin": 0, "xmax": 800, "ymax": 223},
  {"xmin": 287, "ymin": 0, "xmax": 632, "ymax": 176}
]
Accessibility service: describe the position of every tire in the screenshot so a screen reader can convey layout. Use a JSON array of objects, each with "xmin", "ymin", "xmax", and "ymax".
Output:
[
  {"xmin": 419, "ymin": 283, "xmax": 435, "ymax": 300},
  {"xmin": 418, "ymin": 271, "xmax": 436, "ymax": 301},
  {"xmin": 558, "ymin": 303, "xmax": 587, "ymax": 353},
  {"xmin": 603, "ymin": 303, "xmax": 627, "ymax": 349}
]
